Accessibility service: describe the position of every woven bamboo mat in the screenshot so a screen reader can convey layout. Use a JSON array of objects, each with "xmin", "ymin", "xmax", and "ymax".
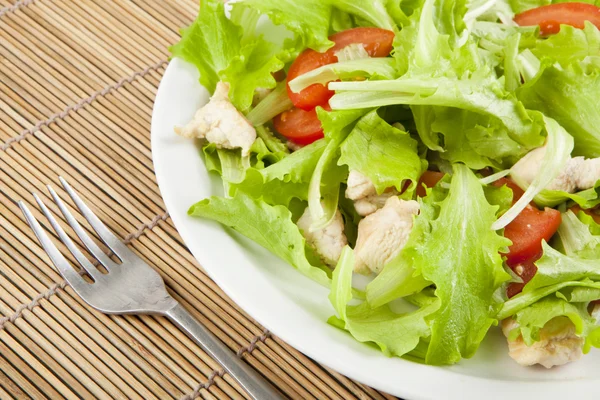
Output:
[{"xmin": 0, "ymin": 1, "xmax": 401, "ymax": 399}]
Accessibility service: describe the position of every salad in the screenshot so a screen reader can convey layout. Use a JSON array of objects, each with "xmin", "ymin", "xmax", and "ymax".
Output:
[{"xmin": 171, "ymin": 0, "xmax": 600, "ymax": 368}]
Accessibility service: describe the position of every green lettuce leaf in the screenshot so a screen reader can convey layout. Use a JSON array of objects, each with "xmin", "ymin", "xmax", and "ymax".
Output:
[
  {"xmin": 466, "ymin": 122, "xmax": 526, "ymax": 166},
  {"xmin": 500, "ymin": 279, "xmax": 600, "ymax": 319},
  {"xmin": 391, "ymin": 0, "xmax": 464, "ymax": 77},
  {"xmin": 202, "ymin": 143, "xmax": 223, "ymax": 175},
  {"xmin": 531, "ymin": 22, "xmax": 600, "ymax": 67},
  {"xmin": 328, "ymin": 246, "xmax": 355, "ymax": 322},
  {"xmin": 558, "ymin": 286, "xmax": 600, "ymax": 303},
  {"xmin": 217, "ymin": 148, "xmax": 250, "ymax": 186},
  {"xmin": 288, "ymin": 58, "xmax": 397, "ymax": 94},
  {"xmin": 171, "ymin": 0, "xmax": 283, "ymax": 112},
  {"xmin": 557, "ymin": 210, "xmax": 600, "ymax": 257},
  {"xmin": 507, "ymin": 296, "xmax": 600, "ymax": 349},
  {"xmin": 170, "ymin": 0, "xmax": 242, "ymax": 94},
  {"xmin": 508, "ymin": 0, "xmax": 600, "ymax": 15},
  {"xmin": 365, "ymin": 252, "xmax": 432, "ymax": 308},
  {"xmin": 518, "ymin": 210, "xmax": 600, "ymax": 295},
  {"xmin": 506, "ymin": 0, "xmax": 546, "ymax": 14},
  {"xmin": 189, "ymin": 192, "xmax": 330, "ymax": 286},
  {"xmin": 526, "ymin": 242, "xmax": 600, "ymax": 292},
  {"xmin": 330, "ymin": 8, "xmax": 354, "ymax": 33},
  {"xmin": 202, "ymin": 127, "xmax": 289, "ymax": 193},
  {"xmin": 229, "ymin": 2, "xmax": 261, "ymax": 42},
  {"xmin": 221, "ymin": 39, "xmax": 284, "ymax": 113},
  {"xmin": 385, "ymin": 0, "xmax": 410, "ymax": 27},
  {"xmin": 518, "ymin": 62, "xmax": 600, "ymax": 158},
  {"xmin": 254, "ymin": 125, "xmax": 289, "ymax": 158},
  {"xmin": 413, "ymin": 164, "xmax": 511, "ymax": 364},
  {"xmin": 338, "ymin": 110, "xmax": 424, "ymax": 195},
  {"xmin": 203, "ymin": 146, "xmax": 250, "ymax": 195},
  {"xmin": 404, "ymin": 287, "xmax": 438, "ymax": 308},
  {"xmin": 246, "ymin": 82, "xmax": 294, "ymax": 126},
  {"xmin": 483, "ymin": 180, "xmax": 515, "ymax": 216},
  {"xmin": 328, "ymin": 246, "xmax": 440, "ymax": 358},
  {"xmin": 307, "ymin": 108, "xmax": 366, "ymax": 230},
  {"xmin": 503, "ymin": 32, "xmax": 521, "ymax": 92},
  {"xmin": 430, "ymin": 107, "xmax": 516, "ymax": 169},
  {"xmin": 534, "ymin": 184, "xmax": 600, "ymax": 209},
  {"xmin": 234, "ymin": 140, "xmax": 327, "ymax": 206},
  {"xmin": 239, "ymin": 0, "xmax": 334, "ymax": 52},
  {"xmin": 329, "ymin": 76, "xmax": 544, "ymax": 150},
  {"xmin": 248, "ymin": 138, "xmax": 272, "ymax": 170},
  {"xmin": 318, "ymin": 107, "xmax": 369, "ymax": 141},
  {"xmin": 500, "ymin": 283, "xmax": 600, "ymax": 353},
  {"xmin": 328, "ymin": 300, "xmax": 440, "ymax": 358},
  {"xmin": 411, "ymin": 105, "xmax": 442, "ymax": 151},
  {"xmin": 338, "ymin": 192, "xmax": 361, "ymax": 247},
  {"xmin": 331, "ymin": 0, "xmax": 396, "ymax": 30},
  {"xmin": 580, "ymin": 210, "xmax": 600, "ymax": 235}
]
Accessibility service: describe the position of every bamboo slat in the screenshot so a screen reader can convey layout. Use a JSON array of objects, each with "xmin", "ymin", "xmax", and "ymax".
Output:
[{"xmin": 0, "ymin": 0, "xmax": 399, "ymax": 399}]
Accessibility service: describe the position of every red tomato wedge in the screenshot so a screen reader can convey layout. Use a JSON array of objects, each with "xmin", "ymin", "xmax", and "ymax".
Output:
[
  {"xmin": 503, "ymin": 205, "xmax": 562, "ymax": 268},
  {"xmin": 514, "ymin": 3, "xmax": 600, "ymax": 35},
  {"xmin": 493, "ymin": 178, "xmax": 562, "ymax": 267},
  {"xmin": 507, "ymin": 261, "xmax": 538, "ymax": 298},
  {"xmin": 492, "ymin": 178, "xmax": 562, "ymax": 296},
  {"xmin": 286, "ymin": 28, "xmax": 395, "ymax": 111},
  {"xmin": 273, "ymin": 107, "xmax": 325, "ymax": 145},
  {"xmin": 416, "ymin": 171, "xmax": 445, "ymax": 197}
]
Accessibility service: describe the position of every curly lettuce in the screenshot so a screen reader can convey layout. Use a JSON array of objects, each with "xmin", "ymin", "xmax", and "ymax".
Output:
[
  {"xmin": 412, "ymin": 164, "xmax": 511, "ymax": 364},
  {"xmin": 171, "ymin": 0, "xmax": 283, "ymax": 113}
]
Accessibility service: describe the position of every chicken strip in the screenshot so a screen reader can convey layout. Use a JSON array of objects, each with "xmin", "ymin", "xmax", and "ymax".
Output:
[
  {"xmin": 502, "ymin": 317, "xmax": 584, "ymax": 368},
  {"xmin": 175, "ymin": 82, "xmax": 256, "ymax": 156},
  {"xmin": 512, "ymin": 145, "xmax": 600, "ymax": 193},
  {"xmin": 354, "ymin": 197, "xmax": 420, "ymax": 275},
  {"xmin": 297, "ymin": 207, "xmax": 348, "ymax": 267},
  {"xmin": 346, "ymin": 170, "xmax": 400, "ymax": 217}
]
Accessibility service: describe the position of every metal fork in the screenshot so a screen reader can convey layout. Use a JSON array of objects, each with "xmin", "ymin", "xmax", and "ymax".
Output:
[{"xmin": 19, "ymin": 177, "xmax": 283, "ymax": 400}]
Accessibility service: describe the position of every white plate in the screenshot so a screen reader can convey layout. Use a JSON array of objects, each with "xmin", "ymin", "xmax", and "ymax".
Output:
[{"xmin": 151, "ymin": 57, "xmax": 600, "ymax": 400}]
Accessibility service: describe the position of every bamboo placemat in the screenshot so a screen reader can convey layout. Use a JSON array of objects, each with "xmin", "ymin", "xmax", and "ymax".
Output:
[{"xmin": 0, "ymin": 0, "xmax": 401, "ymax": 399}]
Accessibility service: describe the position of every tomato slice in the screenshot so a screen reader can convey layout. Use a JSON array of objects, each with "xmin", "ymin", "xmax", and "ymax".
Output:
[
  {"xmin": 495, "ymin": 177, "xmax": 561, "ymax": 267},
  {"xmin": 507, "ymin": 261, "xmax": 538, "ymax": 298},
  {"xmin": 498, "ymin": 176, "xmax": 561, "ymax": 267},
  {"xmin": 514, "ymin": 3, "xmax": 600, "ymax": 35},
  {"xmin": 504, "ymin": 205, "xmax": 562, "ymax": 267},
  {"xmin": 416, "ymin": 171, "xmax": 445, "ymax": 197},
  {"xmin": 273, "ymin": 107, "xmax": 325, "ymax": 145},
  {"xmin": 287, "ymin": 28, "xmax": 395, "ymax": 110},
  {"xmin": 492, "ymin": 177, "xmax": 562, "ymax": 296}
]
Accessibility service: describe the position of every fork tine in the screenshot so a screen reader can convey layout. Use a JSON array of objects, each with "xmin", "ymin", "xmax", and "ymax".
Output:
[
  {"xmin": 33, "ymin": 193, "xmax": 104, "ymax": 281},
  {"xmin": 18, "ymin": 201, "xmax": 88, "ymax": 289},
  {"xmin": 47, "ymin": 184, "xmax": 118, "ymax": 271},
  {"xmin": 58, "ymin": 177, "xmax": 132, "ymax": 259}
]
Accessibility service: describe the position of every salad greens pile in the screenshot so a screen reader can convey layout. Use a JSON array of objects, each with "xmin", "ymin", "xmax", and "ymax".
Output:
[{"xmin": 172, "ymin": 0, "xmax": 600, "ymax": 365}]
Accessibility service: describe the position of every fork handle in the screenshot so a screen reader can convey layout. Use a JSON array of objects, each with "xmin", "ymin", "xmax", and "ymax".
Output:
[{"xmin": 165, "ymin": 303, "xmax": 284, "ymax": 400}]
